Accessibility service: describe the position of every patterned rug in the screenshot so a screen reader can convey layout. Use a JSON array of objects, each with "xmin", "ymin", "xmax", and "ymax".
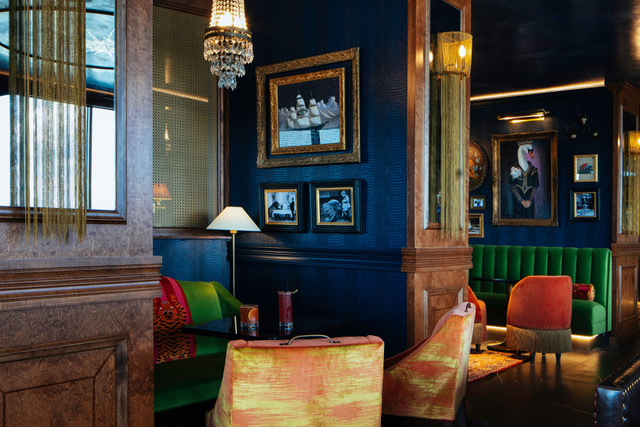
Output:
[{"xmin": 468, "ymin": 349, "xmax": 530, "ymax": 382}]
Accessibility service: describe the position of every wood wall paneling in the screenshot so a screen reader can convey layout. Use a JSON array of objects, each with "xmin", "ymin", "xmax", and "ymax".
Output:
[
  {"xmin": 0, "ymin": 336, "xmax": 127, "ymax": 426},
  {"xmin": 0, "ymin": 257, "xmax": 161, "ymax": 426},
  {"xmin": 609, "ymin": 82, "xmax": 640, "ymax": 342},
  {"xmin": 405, "ymin": 0, "xmax": 472, "ymax": 346},
  {"xmin": 0, "ymin": 0, "xmax": 160, "ymax": 423}
]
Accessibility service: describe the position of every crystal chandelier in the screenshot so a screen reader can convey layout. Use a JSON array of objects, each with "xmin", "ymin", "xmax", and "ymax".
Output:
[{"xmin": 204, "ymin": 0, "xmax": 254, "ymax": 90}]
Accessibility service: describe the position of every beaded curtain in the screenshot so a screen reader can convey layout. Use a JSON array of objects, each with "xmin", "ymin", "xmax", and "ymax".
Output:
[{"xmin": 9, "ymin": 0, "xmax": 87, "ymax": 243}]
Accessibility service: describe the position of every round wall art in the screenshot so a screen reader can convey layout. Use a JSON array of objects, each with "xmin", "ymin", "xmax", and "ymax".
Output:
[{"xmin": 469, "ymin": 141, "xmax": 488, "ymax": 191}]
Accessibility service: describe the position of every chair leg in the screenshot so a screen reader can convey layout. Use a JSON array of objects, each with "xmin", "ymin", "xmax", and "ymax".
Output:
[
  {"xmin": 456, "ymin": 397, "xmax": 468, "ymax": 427},
  {"xmin": 555, "ymin": 353, "xmax": 561, "ymax": 365},
  {"xmin": 475, "ymin": 344, "xmax": 480, "ymax": 351},
  {"xmin": 530, "ymin": 351, "xmax": 536, "ymax": 364},
  {"xmin": 443, "ymin": 397, "xmax": 467, "ymax": 427}
]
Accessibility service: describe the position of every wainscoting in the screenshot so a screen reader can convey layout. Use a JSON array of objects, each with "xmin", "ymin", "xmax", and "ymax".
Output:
[{"xmin": 0, "ymin": 256, "xmax": 161, "ymax": 426}]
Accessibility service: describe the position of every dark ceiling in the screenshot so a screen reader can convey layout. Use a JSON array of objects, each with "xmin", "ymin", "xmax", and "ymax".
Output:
[{"xmin": 470, "ymin": 0, "xmax": 640, "ymax": 97}]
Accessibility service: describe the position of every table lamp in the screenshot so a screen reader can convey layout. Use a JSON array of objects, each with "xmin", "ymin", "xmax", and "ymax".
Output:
[{"xmin": 207, "ymin": 206, "xmax": 260, "ymax": 297}]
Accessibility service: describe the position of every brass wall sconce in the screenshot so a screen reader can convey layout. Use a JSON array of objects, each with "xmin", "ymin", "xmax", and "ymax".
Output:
[{"xmin": 497, "ymin": 110, "xmax": 549, "ymax": 123}]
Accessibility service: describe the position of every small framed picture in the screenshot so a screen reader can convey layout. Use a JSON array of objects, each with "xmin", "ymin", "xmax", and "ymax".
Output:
[
  {"xmin": 573, "ymin": 154, "xmax": 598, "ymax": 182},
  {"xmin": 470, "ymin": 195, "xmax": 486, "ymax": 210},
  {"xmin": 469, "ymin": 213, "xmax": 484, "ymax": 238},
  {"xmin": 259, "ymin": 183, "xmax": 304, "ymax": 232},
  {"xmin": 309, "ymin": 180, "xmax": 361, "ymax": 233},
  {"xmin": 571, "ymin": 188, "xmax": 599, "ymax": 221}
]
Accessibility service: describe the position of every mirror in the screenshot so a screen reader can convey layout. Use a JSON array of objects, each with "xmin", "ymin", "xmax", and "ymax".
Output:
[
  {"xmin": 427, "ymin": 0, "xmax": 466, "ymax": 226},
  {"xmin": 622, "ymin": 111, "xmax": 639, "ymax": 234},
  {"xmin": 0, "ymin": 0, "xmax": 125, "ymax": 222}
]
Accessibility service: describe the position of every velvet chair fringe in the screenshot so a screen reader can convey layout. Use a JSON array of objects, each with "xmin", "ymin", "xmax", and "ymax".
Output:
[
  {"xmin": 505, "ymin": 325, "xmax": 572, "ymax": 353},
  {"xmin": 472, "ymin": 323, "xmax": 484, "ymax": 345}
]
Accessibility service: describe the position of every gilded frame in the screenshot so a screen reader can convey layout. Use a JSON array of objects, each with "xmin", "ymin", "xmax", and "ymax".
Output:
[
  {"xmin": 258, "ymin": 182, "xmax": 304, "ymax": 232},
  {"xmin": 492, "ymin": 130, "xmax": 558, "ymax": 226},
  {"xmin": 470, "ymin": 195, "xmax": 486, "ymax": 210},
  {"xmin": 256, "ymin": 48, "xmax": 360, "ymax": 168},
  {"xmin": 269, "ymin": 68, "xmax": 346, "ymax": 156},
  {"xmin": 573, "ymin": 154, "xmax": 598, "ymax": 182},
  {"xmin": 570, "ymin": 188, "xmax": 599, "ymax": 222},
  {"xmin": 309, "ymin": 179, "xmax": 361, "ymax": 233},
  {"xmin": 468, "ymin": 213, "xmax": 484, "ymax": 238}
]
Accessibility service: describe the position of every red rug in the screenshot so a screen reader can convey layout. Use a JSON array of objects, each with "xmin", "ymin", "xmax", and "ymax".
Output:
[{"xmin": 468, "ymin": 349, "xmax": 529, "ymax": 382}]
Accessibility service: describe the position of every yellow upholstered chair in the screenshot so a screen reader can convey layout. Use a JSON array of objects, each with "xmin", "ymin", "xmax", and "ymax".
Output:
[
  {"xmin": 382, "ymin": 302, "xmax": 475, "ymax": 424},
  {"xmin": 207, "ymin": 335, "xmax": 385, "ymax": 426}
]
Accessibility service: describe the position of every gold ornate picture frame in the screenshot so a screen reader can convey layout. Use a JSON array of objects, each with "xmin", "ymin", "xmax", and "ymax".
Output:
[
  {"xmin": 256, "ymin": 48, "xmax": 360, "ymax": 168},
  {"xmin": 573, "ymin": 154, "xmax": 598, "ymax": 182},
  {"xmin": 492, "ymin": 130, "xmax": 558, "ymax": 226},
  {"xmin": 468, "ymin": 213, "xmax": 484, "ymax": 238}
]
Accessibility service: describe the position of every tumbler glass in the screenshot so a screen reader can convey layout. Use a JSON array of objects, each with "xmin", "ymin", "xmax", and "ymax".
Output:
[{"xmin": 240, "ymin": 304, "xmax": 259, "ymax": 330}]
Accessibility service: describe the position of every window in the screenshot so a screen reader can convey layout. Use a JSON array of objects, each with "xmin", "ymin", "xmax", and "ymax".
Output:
[{"xmin": 0, "ymin": 95, "xmax": 115, "ymax": 210}]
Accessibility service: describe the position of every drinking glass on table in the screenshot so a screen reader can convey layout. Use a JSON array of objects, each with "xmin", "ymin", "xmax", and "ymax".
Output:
[
  {"xmin": 240, "ymin": 304, "xmax": 259, "ymax": 330},
  {"xmin": 278, "ymin": 291, "xmax": 294, "ymax": 330}
]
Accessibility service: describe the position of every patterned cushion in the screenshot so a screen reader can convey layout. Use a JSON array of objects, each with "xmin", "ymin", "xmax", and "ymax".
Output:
[
  {"xmin": 573, "ymin": 283, "xmax": 595, "ymax": 301},
  {"xmin": 153, "ymin": 276, "xmax": 242, "ymax": 364}
]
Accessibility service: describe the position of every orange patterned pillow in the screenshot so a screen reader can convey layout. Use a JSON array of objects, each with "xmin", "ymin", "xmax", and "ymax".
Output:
[{"xmin": 572, "ymin": 283, "xmax": 595, "ymax": 301}]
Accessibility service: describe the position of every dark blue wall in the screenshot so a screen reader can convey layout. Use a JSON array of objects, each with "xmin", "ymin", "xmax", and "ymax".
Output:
[
  {"xmin": 155, "ymin": 0, "xmax": 410, "ymax": 356},
  {"xmin": 154, "ymin": 239, "xmax": 230, "ymax": 283},
  {"xmin": 227, "ymin": 0, "xmax": 408, "ymax": 355},
  {"xmin": 469, "ymin": 87, "xmax": 613, "ymax": 248}
]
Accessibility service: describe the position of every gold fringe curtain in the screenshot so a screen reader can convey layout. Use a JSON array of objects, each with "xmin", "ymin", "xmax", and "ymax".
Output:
[
  {"xmin": 431, "ymin": 32, "xmax": 471, "ymax": 241},
  {"xmin": 439, "ymin": 74, "xmax": 464, "ymax": 240},
  {"xmin": 624, "ymin": 132, "xmax": 640, "ymax": 235},
  {"xmin": 9, "ymin": 0, "xmax": 87, "ymax": 243}
]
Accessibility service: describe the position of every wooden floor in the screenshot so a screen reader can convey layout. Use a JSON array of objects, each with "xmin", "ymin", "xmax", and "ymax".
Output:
[
  {"xmin": 383, "ymin": 333, "xmax": 640, "ymax": 427},
  {"xmin": 155, "ymin": 333, "xmax": 640, "ymax": 427}
]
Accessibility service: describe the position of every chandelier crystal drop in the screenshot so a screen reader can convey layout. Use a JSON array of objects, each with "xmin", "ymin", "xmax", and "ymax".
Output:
[{"xmin": 204, "ymin": 0, "xmax": 254, "ymax": 90}]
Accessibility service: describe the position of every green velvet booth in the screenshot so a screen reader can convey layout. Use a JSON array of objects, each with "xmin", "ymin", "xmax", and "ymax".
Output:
[
  {"xmin": 469, "ymin": 245, "xmax": 612, "ymax": 336},
  {"xmin": 153, "ymin": 276, "xmax": 242, "ymax": 412}
]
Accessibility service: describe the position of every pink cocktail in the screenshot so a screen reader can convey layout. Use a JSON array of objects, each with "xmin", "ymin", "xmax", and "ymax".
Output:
[{"xmin": 278, "ymin": 291, "xmax": 294, "ymax": 329}]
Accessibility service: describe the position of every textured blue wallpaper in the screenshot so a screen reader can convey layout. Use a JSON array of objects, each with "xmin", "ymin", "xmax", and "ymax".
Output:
[
  {"xmin": 154, "ymin": 239, "xmax": 230, "ymax": 284},
  {"xmin": 470, "ymin": 87, "xmax": 613, "ymax": 248},
  {"xmin": 155, "ymin": 0, "xmax": 410, "ymax": 355}
]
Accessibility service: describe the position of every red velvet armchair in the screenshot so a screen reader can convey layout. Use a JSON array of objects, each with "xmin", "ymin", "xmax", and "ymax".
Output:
[{"xmin": 505, "ymin": 275, "xmax": 573, "ymax": 364}]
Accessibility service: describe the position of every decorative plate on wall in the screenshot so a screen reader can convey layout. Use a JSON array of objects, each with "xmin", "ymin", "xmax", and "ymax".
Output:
[{"xmin": 469, "ymin": 141, "xmax": 489, "ymax": 191}]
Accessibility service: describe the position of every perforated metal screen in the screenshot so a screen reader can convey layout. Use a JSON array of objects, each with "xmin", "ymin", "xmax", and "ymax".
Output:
[{"xmin": 152, "ymin": 6, "xmax": 218, "ymax": 228}]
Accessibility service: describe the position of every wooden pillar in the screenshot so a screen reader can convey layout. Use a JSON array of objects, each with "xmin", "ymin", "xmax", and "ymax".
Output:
[
  {"xmin": 609, "ymin": 83, "xmax": 640, "ymax": 344},
  {"xmin": 405, "ymin": 0, "xmax": 473, "ymax": 346}
]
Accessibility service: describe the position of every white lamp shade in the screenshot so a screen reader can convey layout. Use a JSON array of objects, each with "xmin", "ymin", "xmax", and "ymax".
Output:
[{"xmin": 207, "ymin": 206, "xmax": 260, "ymax": 232}]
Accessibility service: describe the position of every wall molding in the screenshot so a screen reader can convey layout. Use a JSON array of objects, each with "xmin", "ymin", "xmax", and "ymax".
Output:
[
  {"xmin": 611, "ymin": 242, "xmax": 640, "ymax": 257},
  {"xmin": 0, "ymin": 256, "xmax": 162, "ymax": 311},
  {"xmin": 401, "ymin": 247, "xmax": 473, "ymax": 272},
  {"xmin": 234, "ymin": 242, "xmax": 402, "ymax": 272}
]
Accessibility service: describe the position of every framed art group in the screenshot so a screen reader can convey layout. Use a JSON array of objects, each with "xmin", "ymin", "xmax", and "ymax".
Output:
[
  {"xmin": 571, "ymin": 154, "xmax": 599, "ymax": 221},
  {"xmin": 259, "ymin": 180, "xmax": 361, "ymax": 233}
]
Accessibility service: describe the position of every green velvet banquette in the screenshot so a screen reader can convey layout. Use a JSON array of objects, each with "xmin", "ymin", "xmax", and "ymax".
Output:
[{"xmin": 469, "ymin": 245, "xmax": 612, "ymax": 336}]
